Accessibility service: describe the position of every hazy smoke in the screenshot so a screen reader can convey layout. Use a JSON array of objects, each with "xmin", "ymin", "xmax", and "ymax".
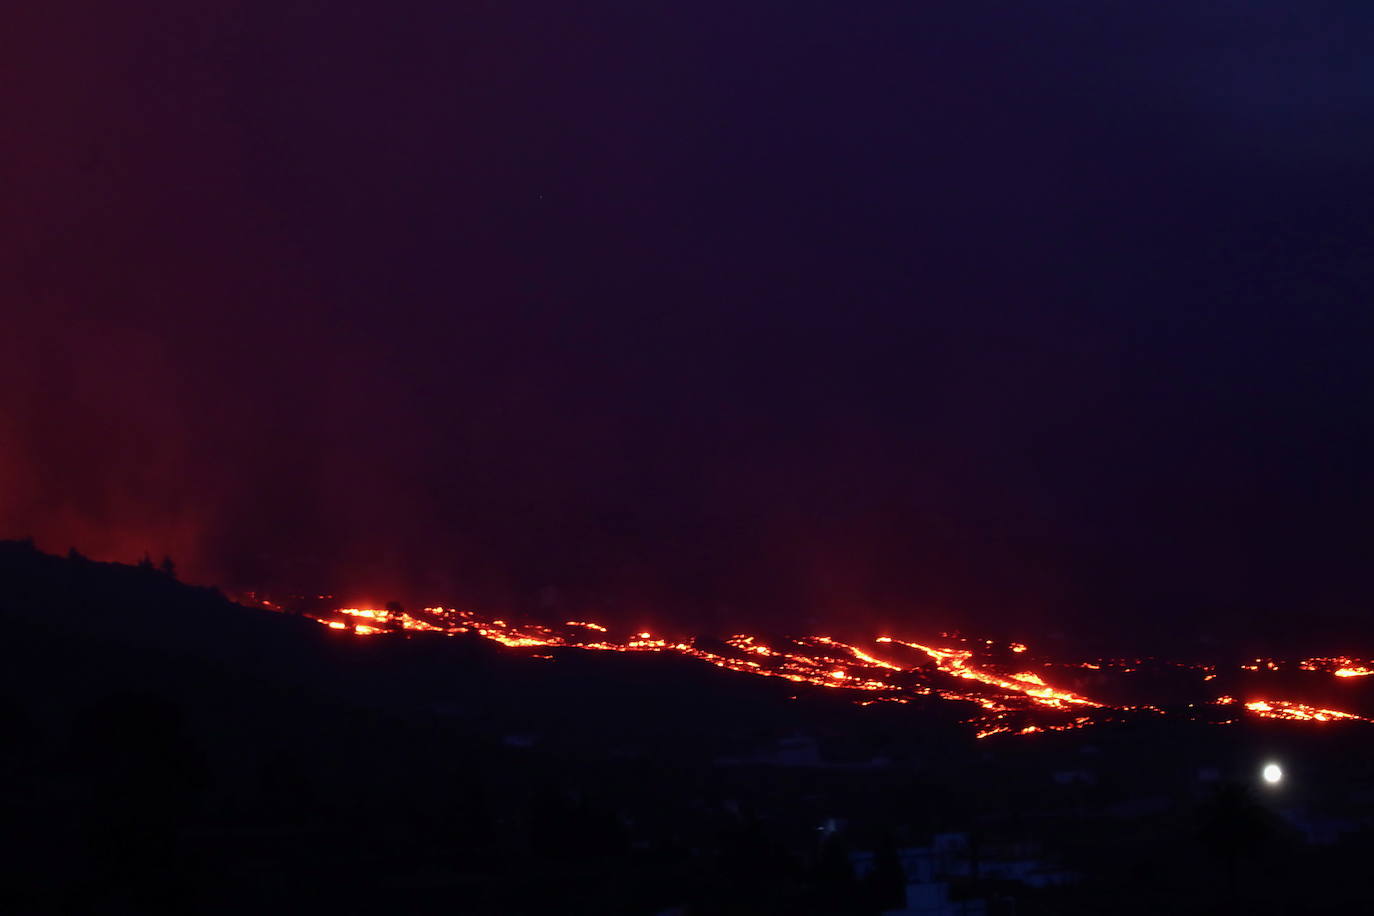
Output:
[{"xmin": 5, "ymin": 3, "xmax": 1374, "ymax": 644}]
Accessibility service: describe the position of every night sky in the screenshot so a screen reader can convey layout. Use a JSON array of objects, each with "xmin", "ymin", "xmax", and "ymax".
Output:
[{"xmin": 4, "ymin": 2, "xmax": 1373, "ymax": 645}]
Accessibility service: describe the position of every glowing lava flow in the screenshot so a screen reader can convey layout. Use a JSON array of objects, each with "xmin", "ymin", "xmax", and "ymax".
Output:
[
  {"xmin": 1243, "ymin": 700, "xmax": 1373, "ymax": 724},
  {"xmin": 874, "ymin": 637, "xmax": 1101, "ymax": 710},
  {"xmin": 1297, "ymin": 657, "xmax": 1374, "ymax": 679},
  {"xmin": 266, "ymin": 599, "xmax": 1374, "ymax": 739}
]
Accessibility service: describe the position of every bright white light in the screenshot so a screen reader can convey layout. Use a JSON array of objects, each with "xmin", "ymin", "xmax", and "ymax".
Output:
[{"xmin": 1262, "ymin": 762, "xmax": 1283, "ymax": 785}]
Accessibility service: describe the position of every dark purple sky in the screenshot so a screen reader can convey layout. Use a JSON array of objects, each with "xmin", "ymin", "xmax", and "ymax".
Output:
[{"xmin": 4, "ymin": 2, "xmax": 1374, "ymax": 644}]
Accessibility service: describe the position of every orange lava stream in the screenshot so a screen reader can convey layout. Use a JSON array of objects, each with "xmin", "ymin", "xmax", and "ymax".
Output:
[
  {"xmin": 1242, "ymin": 699, "xmax": 1373, "ymax": 723},
  {"xmin": 874, "ymin": 637, "xmax": 1101, "ymax": 710},
  {"xmin": 273, "ymin": 600, "xmax": 1374, "ymax": 739},
  {"xmin": 1296, "ymin": 657, "xmax": 1374, "ymax": 678}
]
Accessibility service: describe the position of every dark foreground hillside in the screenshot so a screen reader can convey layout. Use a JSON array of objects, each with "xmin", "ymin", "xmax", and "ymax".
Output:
[
  {"xmin": 0, "ymin": 541, "xmax": 956, "ymax": 914},
  {"xmin": 5, "ymin": 540, "xmax": 1374, "ymax": 914}
]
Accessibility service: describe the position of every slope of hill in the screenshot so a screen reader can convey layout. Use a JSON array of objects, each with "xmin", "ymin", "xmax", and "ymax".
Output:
[{"xmin": 7, "ymin": 541, "xmax": 1374, "ymax": 915}]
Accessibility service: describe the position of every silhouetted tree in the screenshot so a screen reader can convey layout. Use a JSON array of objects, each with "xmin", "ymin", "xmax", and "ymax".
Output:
[
  {"xmin": 865, "ymin": 834, "xmax": 907, "ymax": 912},
  {"xmin": 160, "ymin": 555, "xmax": 176, "ymax": 579},
  {"xmin": 1197, "ymin": 781, "xmax": 1284, "ymax": 910},
  {"xmin": 68, "ymin": 546, "xmax": 88, "ymax": 562},
  {"xmin": 707, "ymin": 818, "xmax": 802, "ymax": 914},
  {"xmin": 811, "ymin": 833, "xmax": 860, "ymax": 914},
  {"xmin": 138, "ymin": 552, "xmax": 155, "ymax": 571}
]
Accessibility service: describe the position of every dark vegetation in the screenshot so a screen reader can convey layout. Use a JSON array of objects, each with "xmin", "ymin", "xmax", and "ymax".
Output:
[{"xmin": 4, "ymin": 540, "xmax": 1374, "ymax": 913}]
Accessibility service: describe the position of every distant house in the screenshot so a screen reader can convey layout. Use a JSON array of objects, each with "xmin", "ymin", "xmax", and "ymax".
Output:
[
  {"xmin": 1052, "ymin": 767, "xmax": 1097, "ymax": 787},
  {"xmin": 891, "ymin": 880, "xmax": 987, "ymax": 916},
  {"xmin": 853, "ymin": 831, "xmax": 1076, "ymax": 915},
  {"xmin": 775, "ymin": 734, "xmax": 821, "ymax": 766},
  {"xmin": 1279, "ymin": 806, "xmax": 1361, "ymax": 845},
  {"xmin": 715, "ymin": 732, "xmax": 899, "ymax": 769},
  {"xmin": 714, "ymin": 732, "xmax": 821, "ymax": 767}
]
